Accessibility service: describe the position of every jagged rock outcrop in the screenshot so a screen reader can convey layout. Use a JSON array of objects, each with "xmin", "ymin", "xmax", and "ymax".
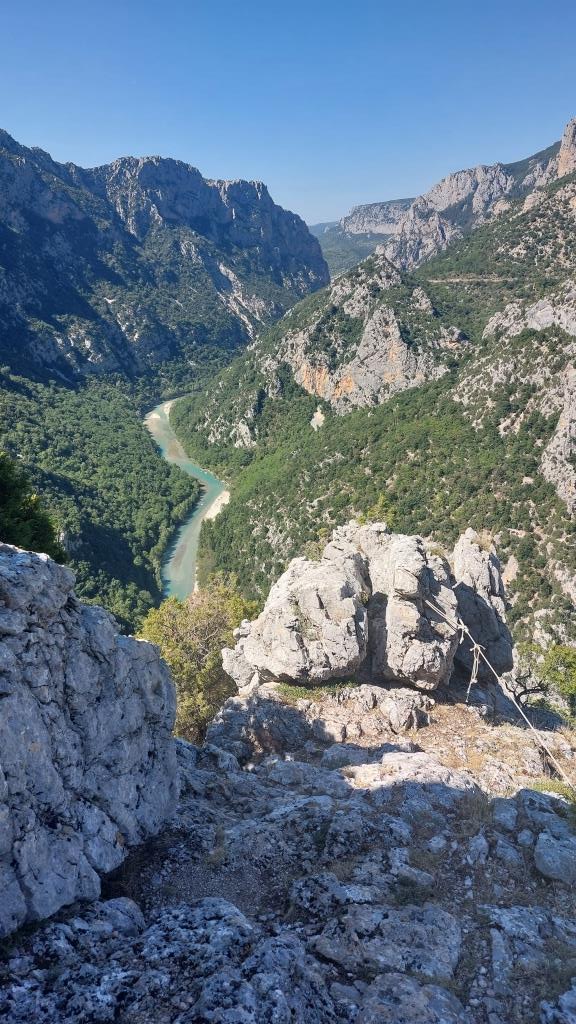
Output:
[
  {"xmin": 381, "ymin": 143, "xmax": 559, "ymax": 269},
  {"xmin": 0, "ymin": 129, "xmax": 328, "ymax": 376},
  {"xmin": 224, "ymin": 522, "xmax": 510, "ymax": 696},
  {"xmin": 232, "ymin": 254, "xmax": 450, "ymax": 417},
  {"xmin": 332, "ymin": 118, "xmax": 574, "ymax": 272},
  {"xmin": 225, "ymin": 550, "xmax": 369, "ymax": 686},
  {"xmin": 453, "ymin": 528, "xmax": 514, "ymax": 679},
  {"xmin": 368, "ymin": 119, "xmax": 576, "ymax": 269},
  {"xmin": 0, "ymin": 544, "xmax": 177, "ymax": 937},
  {"xmin": 223, "ymin": 521, "xmax": 515, "ymax": 703},
  {"xmin": 483, "ymin": 278, "xmax": 576, "ymax": 343},
  {"xmin": 2, "ymin": 670, "xmax": 575, "ymax": 1022},
  {"xmin": 292, "ymin": 302, "xmax": 444, "ymax": 411}
]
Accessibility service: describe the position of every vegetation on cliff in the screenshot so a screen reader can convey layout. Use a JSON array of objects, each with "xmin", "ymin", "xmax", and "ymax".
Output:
[
  {"xmin": 0, "ymin": 451, "xmax": 65, "ymax": 561},
  {"xmin": 171, "ymin": 175, "xmax": 576, "ymax": 647}
]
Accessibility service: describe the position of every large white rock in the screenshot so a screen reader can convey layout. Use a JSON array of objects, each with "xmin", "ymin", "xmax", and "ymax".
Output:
[
  {"xmin": 224, "ymin": 522, "xmax": 460, "ymax": 693},
  {"xmin": 327, "ymin": 523, "xmax": 458, "ymax": 689},
  {"xmin": 240, "ymin": 552, "xmax": 369, "ymax": 683},
  {"xmin": 0, "ymin": 544, "xmax": 178, "ymax": 937}
]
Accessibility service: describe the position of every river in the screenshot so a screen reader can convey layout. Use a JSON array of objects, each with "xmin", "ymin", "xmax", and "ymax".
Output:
[{"xmin": 144, "ymin": 400, "xmax": 229, "ymax": 600}]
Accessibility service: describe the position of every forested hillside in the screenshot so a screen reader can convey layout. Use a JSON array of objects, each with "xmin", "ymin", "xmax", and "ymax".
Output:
[
  {"xmin": 0, "ymin": 129, "xmax": 330, "ymax": 627},
  {"xmin": 0, "ymin": 371, "xmax": 199, "ymax": 628},
  {"xmin": 171, "ymin": 169, "xmax": 576, "ymax": 648}
]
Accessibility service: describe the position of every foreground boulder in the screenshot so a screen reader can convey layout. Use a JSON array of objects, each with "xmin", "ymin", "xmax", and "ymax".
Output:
[
  {"xmin": 0, "ymin": 544, "xmax": 178, "ymax": 937},
  {"xmin": 224, "ymin": 521, "xmax": 513, "ymax": 695},
  {"xmin": 224, "ymin": 522, "xmax": 461, "ymax": 693}
]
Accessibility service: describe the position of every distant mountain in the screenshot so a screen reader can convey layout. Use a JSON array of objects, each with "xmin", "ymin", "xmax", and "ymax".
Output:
[
  {"xmin": 340, "ymin": 197, "xmax": 414, "ymax": 235},
  {"xmin": 313, "ymin": 120, "xmax": 576, "ymax": 278},
  {"xmin": 310, "ymin": 199, "xmax": 413, "ymax": 278},
  {"xmin": 0, "ymin": 130, "xmax": 328, "ymax": 379},
  {"xmin": 169, "ymin": 116, "xmax": 576, "ymax": 648},
  {"xmin": 308, "ymin": 222, "xmax": 382, "ymax": 277},
  {"xmin": 356, "ymin": 122, "xmax": 576, "ymax": 269}
]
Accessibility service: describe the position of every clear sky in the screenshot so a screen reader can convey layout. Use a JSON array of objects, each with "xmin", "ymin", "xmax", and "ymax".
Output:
[{"xmin": 2, "ymin": 0, "xmax": 575, "ymax": 223}]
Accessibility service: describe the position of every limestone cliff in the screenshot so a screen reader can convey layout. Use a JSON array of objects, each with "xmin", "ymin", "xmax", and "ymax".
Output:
[
  {"xmin": 339, "ymin": 197, "xmax": 413, "ymax": 236},
  {"xmin": 0, "ymin": 544, "xmax": 177, "ymax": 937},
  {"xmin": 382, "ymin": 139, "xmax": 560, "ymax": 269},
  {"xmin": 0, "ymin": 129, "xmax": 328, "ymax": 377},
  {"xmin": 337, "ymin": 118, "xmax": 576, "ymax": 272},
  {"xmin": 557, "ymin": 116, "xmax": 576, "ymax": 178}
]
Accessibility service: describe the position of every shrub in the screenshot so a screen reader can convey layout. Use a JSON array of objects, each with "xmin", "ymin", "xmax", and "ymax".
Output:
[
  {"xmin": 140, "ymin": 574, "xmax": 257, "ymax": 742},
  {"xmin": 541, "ymin": 644, "xmax": 576, "ymax": 715},
  {"xmin": 0, "ymin": 451, "xmax": 65, "ymax": 561}
]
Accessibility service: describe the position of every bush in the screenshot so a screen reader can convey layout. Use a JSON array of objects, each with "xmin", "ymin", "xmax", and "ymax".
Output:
[
  {"xmin": 140, "ymin": 575, "xmax": 257, "ymax": 742},
  {"xmin": 541, "ymin": 645, "xmax": 576, "ymax": 715},
  {"xmin": 0, "ymin": 451, "xmax": 65, "ymax": 561}
]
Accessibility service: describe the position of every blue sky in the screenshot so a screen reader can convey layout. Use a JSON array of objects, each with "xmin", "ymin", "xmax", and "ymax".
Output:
[{"xmin": 2, "ymin": 0, "xmax": 575, "ymax": 223}]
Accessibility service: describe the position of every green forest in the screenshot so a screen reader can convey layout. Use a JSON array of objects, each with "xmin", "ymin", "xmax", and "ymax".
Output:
[
  {"xmin": 173, "ymin": 365, "xmax": 575, "ymax": 644},
  {"xmin": 0, "ymin": 371, "xmax": 199, "ymax": 630}
]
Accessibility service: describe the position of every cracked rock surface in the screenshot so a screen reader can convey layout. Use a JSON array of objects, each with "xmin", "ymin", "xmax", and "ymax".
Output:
[
  {"xmin": 0, "ymin": 544, "xmax": 178, "ymax": 937},
  {"xmin": 2, "ymin": 678, "xmax": 576, "ymax": 1023}
]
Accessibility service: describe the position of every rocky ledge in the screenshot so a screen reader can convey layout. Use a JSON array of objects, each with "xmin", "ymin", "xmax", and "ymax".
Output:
[
  {"xmin": 1, "ymin": 529, "xmax": 576, "ymax": 1023},
  {"xmin": 2, "ymin": 677, "xmax": 575, "ymax": 1023}
]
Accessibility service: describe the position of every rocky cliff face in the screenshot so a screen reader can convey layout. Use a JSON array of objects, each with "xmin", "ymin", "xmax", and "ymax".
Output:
[
  {"xmin": 339, "ymin": 198, "xmax": 413, "ymax": 236},
  {"xmin": 381, "ymin": 138, "xmax": 561, "ymax": 269},
  {"xmin": 0, "ymin": 544, "xmax": 177, "ymax": 937},
  {"xmin": 557, "ymin": 117, "xmax": 576, "ymax": 178},
  {"xmin": 1, "ymin": 530, "xmax": 575, "ymax": 1024},
  {"xmin": 336, "ymin": 119, "xmax": 576, "ymax": 272},
  {"xmin": 0, "ymin": 130, "xmax": 328, "ymax": 377},
  {"xmin": 194, "ymin": 253, "xmax": 456, "ymax": 433}
]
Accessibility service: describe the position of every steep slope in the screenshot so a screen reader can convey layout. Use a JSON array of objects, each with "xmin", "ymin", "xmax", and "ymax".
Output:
[
  {"xmin": 0, "ymin": 130, "xmax": 328, "ymax": 627},
  {"xmin": 381, "ymin": 137, "xmax": 562, "ymax": 269},
  {"xmin": 340, "ymin": 197, "xmax": 414, "ymax": 235},
  {"xmin": 170, "ymin": 166, "xmax": 576, "ymax": 644},
  {"xmin": 0, "ymin": 374, "xmax": 200, "ymax": 628},
  {"xmin": 0, "ymin": 129, "xmax": 328, "ymax": 379}
]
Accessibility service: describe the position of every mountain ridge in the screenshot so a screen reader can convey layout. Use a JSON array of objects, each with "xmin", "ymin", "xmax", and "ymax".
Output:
[
  {"xmin": 313, "ymin": 121, "xmax": 575, "ymax": 277},
  {"xmin": 169, "ymin": 141, "xmax": 576, "ymax": 649},
  {"xmin": 0, "ymin": 129, "xmax": 328, "ymax": 379}
]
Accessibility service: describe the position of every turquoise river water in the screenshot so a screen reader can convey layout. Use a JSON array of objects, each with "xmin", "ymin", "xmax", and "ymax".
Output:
[{"xmin": 144, "ymin": 400, "xmax": 226, "ymax": 600}]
